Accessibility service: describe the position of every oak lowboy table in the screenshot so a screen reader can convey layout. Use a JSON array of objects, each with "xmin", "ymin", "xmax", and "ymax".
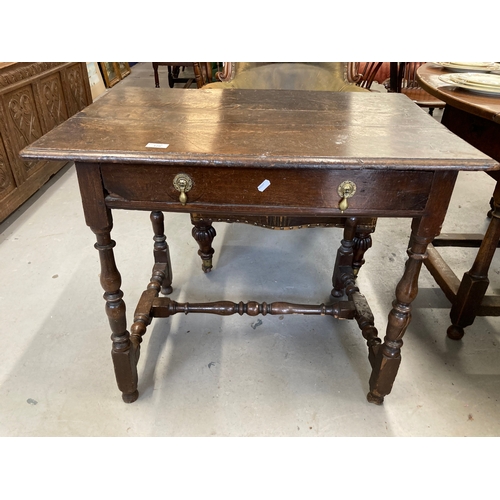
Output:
[{"xmin": 20, "ymin": 87, "xmax": 498, "ymax": 404}]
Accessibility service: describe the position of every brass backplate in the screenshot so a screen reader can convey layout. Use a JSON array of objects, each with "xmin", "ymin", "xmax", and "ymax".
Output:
[
  {"xmin": 337, "ymin": 180, "xmax": 357, "ymax": 198},
  {"xmin": 173, "ymin": 173, "xmax": 193, "ymax": 193}
]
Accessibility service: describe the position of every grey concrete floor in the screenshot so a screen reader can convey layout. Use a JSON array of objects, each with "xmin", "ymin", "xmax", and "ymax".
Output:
[{"xmin": 1, "ymin": 63, "xmax": 500, "ymax": 438}]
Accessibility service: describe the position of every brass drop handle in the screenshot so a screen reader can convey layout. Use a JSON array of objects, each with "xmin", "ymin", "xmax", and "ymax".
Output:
[
  {"xmin": 173, "ymin": 173, "xmax": 193, "ymax": 205},
  {"xmin": 337, "ymin": 180, "xmax": 357, "ymax": 213}
]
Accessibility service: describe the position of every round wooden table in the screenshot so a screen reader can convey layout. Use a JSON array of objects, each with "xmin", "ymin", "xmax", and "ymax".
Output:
[{"xmin": 417, "ymin": 63, "xmax": 500, "ymax": 339}]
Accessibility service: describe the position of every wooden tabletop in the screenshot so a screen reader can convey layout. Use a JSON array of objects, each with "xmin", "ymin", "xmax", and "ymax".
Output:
[
  {"xmin": 417, "ymin": 63, "xmax": 500, "ymax": 124},
  {"xmin": 21, "ymin": 87, "xmax": 498, "ymax": 172}
]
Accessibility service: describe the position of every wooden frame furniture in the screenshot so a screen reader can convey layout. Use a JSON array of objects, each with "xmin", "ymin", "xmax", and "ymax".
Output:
[
  {"xmin": 417, "ymin": 63, "xmax": 500, "ymax": 339},
  {"xmin": 0, "ymin": 62, "xmax": 92, "ymax": 223},
  {"xmin": 20, "ymin": 87, "xmax": 497, "ymax": 405}
]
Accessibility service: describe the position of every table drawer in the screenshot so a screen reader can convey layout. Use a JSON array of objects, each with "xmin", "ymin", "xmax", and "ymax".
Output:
[{"xmin": 101, "ymin": 164, "xmax": 434, "ymax": 216}]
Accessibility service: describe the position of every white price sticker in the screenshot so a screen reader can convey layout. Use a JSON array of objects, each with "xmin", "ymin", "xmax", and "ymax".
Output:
[
  {"xmin": 146, "ymin": 143, "xmax": 169, "ymax": 149},
  {"xmin": 258, "ymin": 179, "xmax": 271, "ymax": 192}
]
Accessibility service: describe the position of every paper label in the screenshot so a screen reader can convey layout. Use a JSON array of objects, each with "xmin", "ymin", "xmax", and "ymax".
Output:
[{"xmin": 146, "ymin": 143, "xmax": 169, "ymax": 149}]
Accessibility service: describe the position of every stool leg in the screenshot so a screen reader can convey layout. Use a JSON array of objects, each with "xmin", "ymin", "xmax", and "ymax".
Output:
[{"xmin": 448, "ymin": 181, "xmax": 500, "ymax": 339}]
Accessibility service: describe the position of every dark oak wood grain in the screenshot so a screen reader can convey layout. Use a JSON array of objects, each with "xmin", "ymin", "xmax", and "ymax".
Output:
[
  {"xmin": 21, "ymin": 88, "xmax": 493, "ymax": 169},
  {"xmin": 20, "ymin": 87, "xmax": 498, "ymax": 406}
]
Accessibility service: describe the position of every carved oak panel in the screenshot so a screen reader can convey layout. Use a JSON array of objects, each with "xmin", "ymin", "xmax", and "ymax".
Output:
[
  {"xmin": 38, "ymin": 72, "xmax": 69, "ymax": 132},
  {"xmin": 0, "ymin": 134, "xmax": 16, "ymax": 200},
  {"xmin": 62, "ymin": 63, "xmax": 89, "ymax": 116},
  {"xmin": 3, "ymin": 84, "xmax": 44, "ymax": 182}
]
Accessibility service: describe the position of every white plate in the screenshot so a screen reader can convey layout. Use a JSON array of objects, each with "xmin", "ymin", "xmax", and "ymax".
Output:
[
  {"xmin": 449, "ymin": 73, "xmax": 500, "ymax": 89},
  {"xmin": 439, "ymin": 74, "xmax": 500, "ymax": 95},
  {"xmin": 435, "ymin": 62, "xmax": 500, "ymax": 72},
  {"xmin": 449, "ymin": 62, "xmax": 493, "ymax": 67}
]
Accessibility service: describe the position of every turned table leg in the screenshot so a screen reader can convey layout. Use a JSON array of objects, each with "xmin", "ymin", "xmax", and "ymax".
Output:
[
  {"xmin": 352, "ymin": 227, "xmax": 373, "ymax": 276},
  {"xmin": 332, "ymin": 218, "xmax": 373, "ymax": 297},
  {"xmin": 76, "ymin": 163, "xmax": 139, "ymax": 403},
  {"xmin": 93, "ymin": 225, "xmax": 139, "ymax": 403},
  {"xmin": 332, "ymin": 217, "xmax": 358, "ymax": 297},
  {"xmin": 366, "ymin": 171, "xmax": 458, "ymax": 404},
  {"xmin": 150, "ymin": 211, "xmax": 173, "ymax": 294},
  {"xmin": 367, "ymin": 231, "xmax": 431, "ymax": 404}
]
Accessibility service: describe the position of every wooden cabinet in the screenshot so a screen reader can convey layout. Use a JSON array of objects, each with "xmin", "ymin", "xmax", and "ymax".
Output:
[{"xmin": 0, "ymin": 62, "xmax": 92, "ymax": 223}]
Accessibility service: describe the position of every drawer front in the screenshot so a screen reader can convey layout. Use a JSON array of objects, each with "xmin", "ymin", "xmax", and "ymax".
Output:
[{"xmin": 101, "ymin": 164, "xmax": 434, "ymax": 216}]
